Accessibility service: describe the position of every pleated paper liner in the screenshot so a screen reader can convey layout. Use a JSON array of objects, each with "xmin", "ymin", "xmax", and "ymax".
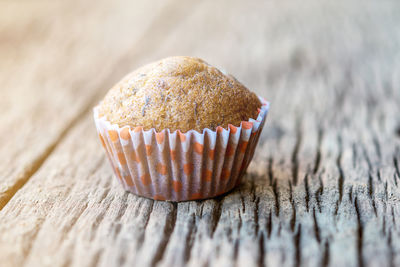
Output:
[{"xmin": 93, "ymin": 97, "xmax": 269, "ymax": 201}]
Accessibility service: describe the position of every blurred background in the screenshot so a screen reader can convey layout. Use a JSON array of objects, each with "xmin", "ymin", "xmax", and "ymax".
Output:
[{"xmin": 1, "ymin": 0, "xmax": 399, "ymax": 132}]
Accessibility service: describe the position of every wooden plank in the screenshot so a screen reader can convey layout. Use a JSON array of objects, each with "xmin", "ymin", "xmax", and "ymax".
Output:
[
  {"xmin": 0, "ymin": 0, "xmax": 196, "ymax": 208},
  {"xmin": 1, "ymin": 0, "xmax": 400, "ymax": 267}
]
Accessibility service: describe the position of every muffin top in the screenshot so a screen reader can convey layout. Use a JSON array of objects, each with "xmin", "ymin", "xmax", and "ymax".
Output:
[{"xmin": 98, "ymin": 56, "xmax": 261, "ymax": 132}]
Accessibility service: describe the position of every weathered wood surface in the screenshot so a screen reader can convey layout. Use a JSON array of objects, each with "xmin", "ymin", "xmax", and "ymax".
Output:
[
  {"xmin": 0, "ymin": 0, "xmax": 187, "ymax": 208},
  {"xmin": 1, "ymin": 0, "xmax": 400, "ymax": 267}
]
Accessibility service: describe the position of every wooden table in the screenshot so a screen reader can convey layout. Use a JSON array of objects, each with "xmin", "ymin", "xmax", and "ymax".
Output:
[{"xmin": 1, "ymin": 0, "xmax": 399, "ymax": 266}]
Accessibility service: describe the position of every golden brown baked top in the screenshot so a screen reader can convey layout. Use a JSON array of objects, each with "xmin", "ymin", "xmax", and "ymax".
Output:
[{"xmin": 98, "ymin": 56, "xmax": 261, "ymax": 132}]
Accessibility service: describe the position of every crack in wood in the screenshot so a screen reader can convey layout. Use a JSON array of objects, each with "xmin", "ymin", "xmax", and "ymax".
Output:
[
  {"xmin": 290, "ymin": 199, "xmax": 297, "ymax": 232},
  {"xmin": 393, "ymin": 155, "xmax": 400, "ymax": 186},
  {"xmin": 372, "ymin": 199, "xmax": 378, "ymax": 217},
  {"xmin": 272, "ymin": 179, "xmax": 280, "ymax": 216},
  {"xmin": 368, "ymin": 173, "xmax": 378, "ymax": 217},
  {"xmin": 267, "ymin": 157, "xmax": 274, "ymax": 186},
  {"xmin": 198, "ymin": 202, "xmax": 204, "ymax": 218},
  {"xmin": 377, "ymin": 169, "xmax": 382, "ymax": 182},
  {"xmin": 382, "ymin": 215, "xmax": 386, "ymax": 236},
  {"xmin": 335, "ymin": 135, "xmax": 345, "ymax": 215},
  {"xmin": 294, "ymin": 224, "xmax": 302, "ymax": 267},
  {"xmin": 304, "ymin": 173, "xmax": 310, "ymax": 213},
  {"xmin": 384, "ymin": 181, "xmax": 388, "ymax": 202},
  {"xmin": 254, "ymin": 196, "xmax": 260, "ymax": 235},
  {"xmin": 348, "ymin": 185, "xmax": 354, "ymax": 203},
  {"xmin": 313, "ymin": 128, "xmax": 323, "ymax": 174},
  {"xmin": 233, "ymin": 238, "xmax": 240, "ymax": 263},
  {"xmin": 291, "ymin": 121, "xmax": 302, "ymax": 186},
  {"xmin": 390, "ymin": 206, "xmax": 396, "ymax": 227},
  {"xmin": 315, "ymin": 174, "xmax": 324, "ymax": 213},
  {"xmin": 354, "ymin": 197, "xmax": 365, "ymax": 267},
  {"xmin": 277, "ymin": 222, "xmax": 282, "ymax": 237},
  {"xmin": 266, "ymin": 211, "xmax": 272, "ymax": 239},
  {"xmin": 313, "ymin": 207, "xmax": 321, "ymax": 243},
  {"xmin": 233, "ymin": 208, "xmax": 243, "ymax": 262},
  {"xmin": 210, "ymin": 199, "xmax": 223, "ymax": 238},
  {"xmin": 315, "ymin": 189, "xmax": 322, "ymax": 213},
  {"xmin": 250, "ymin": 174, "xmax": 257, "ymax": 203},
  {"xmin": 257, "ymin": 232, "xmax": 265, "ymax": 267},
  {"xmin": 238, "ymin": 207, "xmax": 243, "ymax": 235},
  {"xmin": 240, "ymin": 193, "xmax": 246, "ymax": 214},
  {"xmin": 97, "ymin": 187, "xmax": 112, "ymax": 204},
  {"xmin": 322, "ymin": 241, "xmax": 330, "ymax": 267}
]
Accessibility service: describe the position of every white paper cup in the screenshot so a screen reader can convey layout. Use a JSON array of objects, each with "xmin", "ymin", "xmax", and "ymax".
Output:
[{"xmin": 93, "ymin": 97, "xmax": 269, "ymax": 201}]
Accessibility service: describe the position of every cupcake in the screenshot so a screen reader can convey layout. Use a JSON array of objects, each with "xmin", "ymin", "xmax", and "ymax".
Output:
[{"xmin": 94, "ymin": 56, "xmax": 269, "ymax": 201}]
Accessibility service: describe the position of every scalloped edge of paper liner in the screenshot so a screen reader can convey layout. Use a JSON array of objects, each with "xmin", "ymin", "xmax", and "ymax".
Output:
[{"xmin": 93, "ymin": 96, "xmax": 269, "ymax": 201}]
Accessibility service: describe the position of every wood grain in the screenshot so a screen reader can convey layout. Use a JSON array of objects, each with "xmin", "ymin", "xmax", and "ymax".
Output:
[
  {"xmin": 1, "ymin": 0, "xmax": 400, "ymax": 267},
  {"xmin": 0, "ymin": 0, "xmax": 196, "ymax": 208}
]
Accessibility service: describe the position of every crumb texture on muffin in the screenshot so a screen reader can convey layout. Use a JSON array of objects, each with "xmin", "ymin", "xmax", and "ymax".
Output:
[{"xmin": 98, "ymin": 56, "xmax": 261, "ymax": 132}]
